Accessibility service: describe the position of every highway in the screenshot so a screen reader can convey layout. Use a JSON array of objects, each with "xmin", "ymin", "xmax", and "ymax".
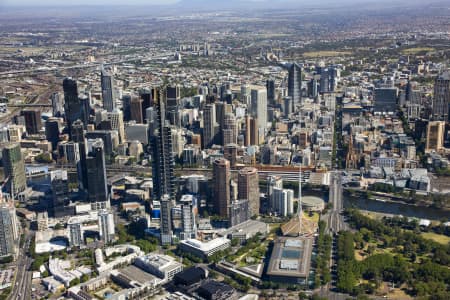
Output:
[
  {"xmin": 0, "ymin": 53, "xmax": 170, "ymax": 79},
  {"xmin": 9, "ymin": 233, "xmax": 33, "ymax": 300}
]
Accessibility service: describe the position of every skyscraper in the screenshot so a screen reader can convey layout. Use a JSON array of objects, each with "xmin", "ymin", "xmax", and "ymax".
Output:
[
  {"xmin": 237, "ymin": 167, "xmax": 260, "ymax": 216},
  {"xmin": 224, "ymin": 143, "xmax": 238, "ymax": 167},
  {"xmin": 244, "ymin": 115, "xmax": 251, "ymax": 146},
  {"xmin": 166, "ymin": 85, "xmax": 181, "ymax": 125},
  {"xmin": 85, "ymin": 139, "xmax": 109, "ymax": 207},
  {"xmin": 58, "ymin": 141, "xmax": 80, "ymax": 164},
  {"xmin": 160, "ymin": 194, "xmax": 173, "ymax": 245},
  {"xmin": 122, "ymin": 94, "xmax": 132, "ymax": 122},
  {"xmin": 21, "ymin": 109, "xmax": 42, "ymax": 135},
  {"xmin": 180, "ymin": 195, "xmax": 197, "ymax": 240},
  {"xmin": 203, "ymin": 103, "xmax": 216, "ymax": 149},
  {"xmin": 107, "ymin": 109, "xmax": 125, "ymax": 143},
  {"xmin": 2, "ymin": 143, "xmax": 26, "ymax": 195},
  {"xmin": 223, "ymin": 113, "xmax": 237, "ymax": 145},
  {"xmin": 229, "ymin": 199, "xmax": 250, "ymax": 227},
  {"xmin": 213, "ymin": 158, "xmax": 230, "ymax": 218},
  {"xmin": 45, "ymin": 118, "xmax": 60, "ymax": 150},
  {"xmin": 374, "ymin": 87, "xmax": 398, "ymax": 115},
  {"xmin": 71, "ymin": 120, "xmax": 88, "ymax": 190},
  {"xmin": 250, "ymin": 87, "xmax": 267, "ymax": 131},
  {"xmin": 63, "ymin": 78, "xmax": 89, "ymax": 136},
  {"xmin": 267, "ymin": 175, "xmax": 283, "ymax": 209},
  {"xmin": 288, "ymin": 63, "xmax": 302, "ymax": 110},
  {"xmin": 130, "ymin": 97, "xmax": 144, "ymax": 123},
  {"xmin": 98, "ymin": 210, "xmax": 115, "ymax": 244},
  {"xmin": 150, "ymin": 88, "xmax": 176, "ymax": 200},
  {"xmin": 68, "ymin": 220, "xmax": 83, "ymax": 247},
  {"xmin": 0, "ymin": 204, "xmax": 18, "ymax": 258},
  {"xmin": 272, "ymin": 187, "xmax": 294, "ymax": 216},
  {"xmin": 266, "ymin": 79, "xmax": 276, "ymax": 105},
  {"xmin": 406, "ymin": 81, "xmax": 422, "ymax": 120},
  {"xmin": 51, "ymin": 170, "xmax": 71, "ymax": 218},
  {"xmin": 432, "ymin": 72, "xmax": 450, "ymax": 121},
  {"xmin": 425, "ymin": 121, "xmax": 445, "ymax": 153},
  {"xmin": 249, "ymin": 117, "xmax": 259, "ymax": 146},
  {"xmin": 283, "ymin": 96, "xmax": 293, "ymax": 117},
  {"xmin": 51, "ymin": 92, "xmax": 64, "ymax": 117},
  {"xmin": 101, "ymin": 69, "xmax": 116, "ymax": 112},
  {"xmin": 319, "ymin": 67, "xmax": 339, "ymax": 93}
]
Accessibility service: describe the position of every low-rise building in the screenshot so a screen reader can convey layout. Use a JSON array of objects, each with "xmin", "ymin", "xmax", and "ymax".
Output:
[
  {"xmin": 134, "ymin": 253, "xmax": 183, "ymax": 283},
  {"xmin": 178, "ymin": 238, "xmax": 231, "ymax": 259}
]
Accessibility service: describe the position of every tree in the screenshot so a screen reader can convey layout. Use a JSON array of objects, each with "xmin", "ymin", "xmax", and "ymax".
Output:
[
  {"xmin": 35, "ymin": 153, "xmax": 53, "ymax": 163},
  {"xmin": 70, "ymin": 278, "xmax": 80, "ymax": 287},
  {"xmin": 80, "ymin": 274, "xmax": 89, "ymax": 283},
  {"xmin": 231, "ymin": 238, "xmax": 240, "ymax": 247}
]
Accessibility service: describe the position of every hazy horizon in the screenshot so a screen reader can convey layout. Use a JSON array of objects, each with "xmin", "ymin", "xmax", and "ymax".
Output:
[{"xmin": 3, "ymin": 0, "xmax": 447, "ymax": 7}]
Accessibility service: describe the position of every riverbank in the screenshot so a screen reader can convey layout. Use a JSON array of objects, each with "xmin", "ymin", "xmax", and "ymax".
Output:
[
  {"xmin": 345, "ymin": 188, "xmax": 450, "ymax": 211},
  {"xmin": 344, "ymin": 196, "xmax": 449, "ymax": 221}
]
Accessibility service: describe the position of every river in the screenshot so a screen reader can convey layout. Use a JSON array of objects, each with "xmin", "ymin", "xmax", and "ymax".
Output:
[{"xmin": 344, "ymin": 195, "xmax": 449, "ymax": 221}]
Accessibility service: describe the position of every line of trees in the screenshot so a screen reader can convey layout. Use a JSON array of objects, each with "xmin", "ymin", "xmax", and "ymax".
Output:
[{"xmin": 313, "ymin": 220, "xmax": 332, "ymax": 287}]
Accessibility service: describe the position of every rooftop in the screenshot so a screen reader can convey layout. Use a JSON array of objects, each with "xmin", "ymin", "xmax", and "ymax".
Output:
[
  {"xmin": 266, "ymin": 236, "xmax": 313, "ymax": 278},
  {"xmin": 181, "ymin": 238, "xmax": 230, "ymax": 252}
]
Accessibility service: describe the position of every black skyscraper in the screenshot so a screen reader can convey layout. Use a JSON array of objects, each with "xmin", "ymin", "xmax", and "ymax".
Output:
[
  {"xmin": 71, "ymin": 120, "xmax": 88, "ymax": 190},
  {"xmin": 63, "ymin": 78, "xmax": 89, "ymax": 137},
  {"xmin": 266, "ymin": 79, "xmax": 276, "ymax": 106},
  {"xmin": 45, "ymin": 118, "xmax": 60, "ymax": 150},
  {"xmin": 85, "ymin": 139, "xmax": 108, "ymax": 204},
  {"xmin": 150, "ymin": 88, "xmax": 175, "ymax": 200}
]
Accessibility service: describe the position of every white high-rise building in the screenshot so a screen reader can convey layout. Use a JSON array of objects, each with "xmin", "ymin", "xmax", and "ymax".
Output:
[
  {"xmin": 250, "ymin": 87, "xmax": 268, "ymax": 131},
  {"xmin": 107, "ymin": 109, "xmax": 125, "ymax": 143},
  {"xmin": 68, "ymin": 221, "xmax": 83, "ymax": 247},
  {"xmin": 98, "ymin": 210, "xmax": 115, "ymax": 244},
  {"xmin": 267, "ymin": 176, "xmax": 283, "ymax": 209},
  {"xmin": 272, "ymin": 187, "xmax": 294, "ymax": 217},
  {"xmin": 180, "ymin": 195, "xmax": 197, "ymax": 240},
  {"xmin": 203, "ymin": 104, "xmax": 216, "ymax": 149}
]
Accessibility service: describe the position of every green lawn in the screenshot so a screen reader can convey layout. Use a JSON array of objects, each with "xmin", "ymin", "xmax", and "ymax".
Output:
[
  {"xmin": 401, "ymin": 47, "xmax": 434, "ymax": 54},
  {"xmin": 421, "ymin": 232, "xmax": 450, "ymax": 245}
]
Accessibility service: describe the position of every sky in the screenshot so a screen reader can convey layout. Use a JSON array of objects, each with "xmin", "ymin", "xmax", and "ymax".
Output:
[
  {"xmin": 1, "ymin": 0, "xmax": 178, "ymax": 5},
  {"xmin": 1, "ymin": 0, "xmax": 400, "ymax": 6},
  {"xmin": 1, "ymin": 0, "xmax": 443, "ymax": 8}
]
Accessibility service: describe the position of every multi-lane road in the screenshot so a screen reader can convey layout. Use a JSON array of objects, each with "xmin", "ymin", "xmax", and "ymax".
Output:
[
  {"xmin": 9, "ymin": 233, "xmax": 33, "ymax": 300},
  {"xmin": 327, "ymin": 171, "xmax": 345, "ymax": 233}
]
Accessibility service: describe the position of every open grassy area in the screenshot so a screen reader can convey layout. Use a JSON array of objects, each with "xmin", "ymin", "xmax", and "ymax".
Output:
[
  {"xmin": 303, "ymin": 211, "xmax": 320, "ymax": 223},
  {"xmin": 401, "ymin": 47, "xmax": 435, "ymax": 54},
  {"xmin": 302, "ymin": 50, "xmax": 352, "ymax": 58},
  {"xmin": 421, "ymin": 232, "xmax": 450, "ymax": 245}
]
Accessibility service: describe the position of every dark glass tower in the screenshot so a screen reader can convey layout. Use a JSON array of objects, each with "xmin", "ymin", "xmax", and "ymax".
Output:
[
  {"xmin": 150, "ymin": 88, "xmax": 175, "ymax": 200},
  {"xmin": 101, "ymin": 69, "xmax": 115, "ymax": 112},
  {"xmin": 85, "ymin": 139, "xmax": 108, "ymax": 204},
  {"xmin": 45, "ymin": 118, "xmax": 60, "ymax": 150},
  {"xmin": 288, "ymin": 63, "xmax": 302, "ymax": 110},
  {"xmin": 63, "ymin": 78, "xmax": 89, "ymax": 137},
  {"xmin": 266, "ymin": 79, "xmax": 276, "ymax": 106}
]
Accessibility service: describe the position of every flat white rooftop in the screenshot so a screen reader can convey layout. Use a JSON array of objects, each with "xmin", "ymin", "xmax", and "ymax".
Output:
[{"xmin": 181, "ymin": 238, "xmax": 230, "ymax": 252}]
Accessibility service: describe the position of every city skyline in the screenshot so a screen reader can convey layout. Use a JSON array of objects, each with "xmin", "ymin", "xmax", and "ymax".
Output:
[{"xmin": 0, "ymin": 0, "xmax": 449, "ymax": 298}]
